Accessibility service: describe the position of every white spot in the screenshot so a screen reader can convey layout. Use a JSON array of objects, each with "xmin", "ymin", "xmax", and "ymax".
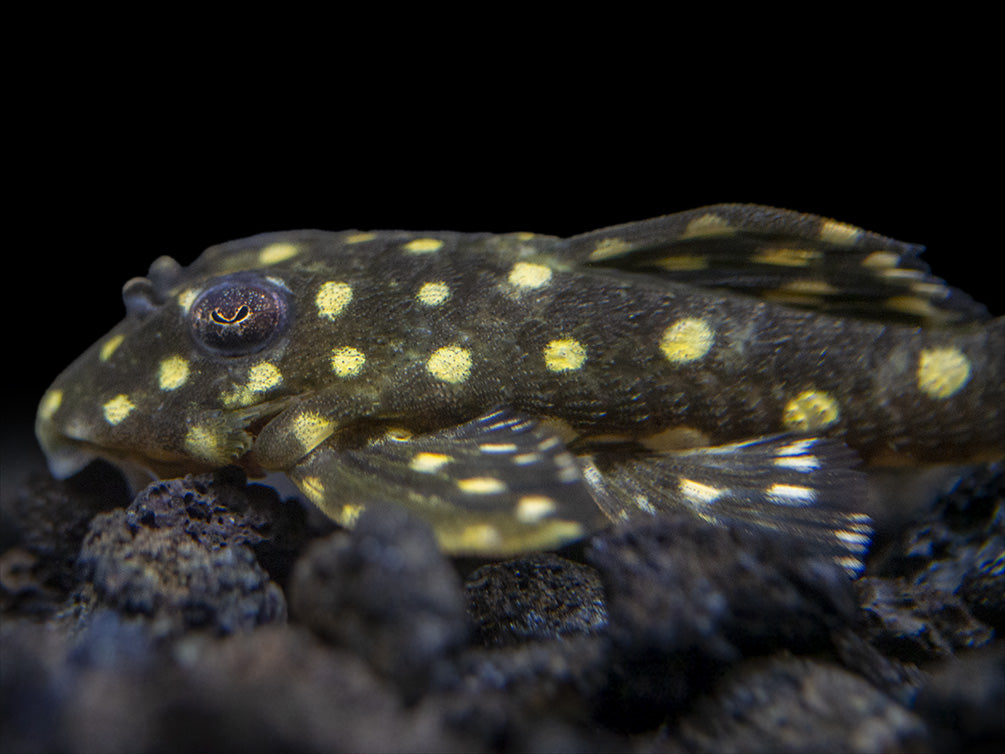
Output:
[
  {"xmin": 515, "ymin": 495, "xmax": 557, "ymax": 523},
  {"xmin": 457, "ymin": 477, "xmax": 507, "ymax": 495},
  {"xmin": 409, "ymin": 452, "xmax": 452, "ymax": 473},
  {"xmin": 479, "ymin": 442, "xmax": 518, "ymax": 454},
  {"xmin": 767, "ymin": 483, "xmax": 816, "ymax": 506},
  {"xmin": 679, "ymin": 478, "xmax": 723, "ymax": 504},
  {"xmin": 834, "ymin": 529, "xmax": 871, "ymax": 551},
  {"xmin": 512, "ymin": 452, "xmax": 541, "ymax": 465},
  {"xmin": 773, "ymin": 454, "xmax": 820, "ymax": 472},
  {"xmin": 634, "ymin": 494, "xmax": 656, "ymax": 515}
]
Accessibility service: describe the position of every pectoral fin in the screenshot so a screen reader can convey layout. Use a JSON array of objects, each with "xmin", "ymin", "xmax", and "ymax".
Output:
[{"xmin": 288, "ymin": 409, "xmax": 604, "ymax": 556}]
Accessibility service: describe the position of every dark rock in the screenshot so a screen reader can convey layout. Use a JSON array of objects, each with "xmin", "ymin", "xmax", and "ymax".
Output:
[
  {"xmin": 958, "ymin": 538, "xmax": 1005, "ymax": 631},
  {"xmin": 831, "ymin": 628, "xmax": 926, "ymax": 705},
  {"xmin": 434, "ymin": 635, "xmax": 613, "ymax": 751},
  {"xmin": 874, "ymin": 462, "xmax": 1004, "ymax": 628},
  {"xmin": 856, "ymin": 576, "xmax": 993, "ymax": 661},
  {"xmin": 662, "ymin": 654, "xmax": 927, "ymax": 754},
  {"xmin": 289, "ymin": 504, "xmax": 469, "ymax": 700},
  {"xmin": 76, "ymin": 473, "xmax": 288, "ymax": 637},
  {"xmin": 914, "ymin": 643, "xmax": 1005, "ymax": 754},
  {"xmin": 585, "ymin": 512, "xmax": 858, "ymax": 729},
  {"xmin": 1, "ymin": 619, "xmax": 468, "ymax": 754},
  {"xmin": 465, "ymin": 554, "xmax": 607, "ymax": 646},
  {"xmin": 1, "ymin": 460, "xmax": 129, "ymax": 604}
]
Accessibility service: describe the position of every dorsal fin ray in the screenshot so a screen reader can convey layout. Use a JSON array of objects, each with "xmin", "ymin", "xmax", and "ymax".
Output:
[{"xmin": 554, "ymin": 204, "xmax": 988, "ymax": 326}]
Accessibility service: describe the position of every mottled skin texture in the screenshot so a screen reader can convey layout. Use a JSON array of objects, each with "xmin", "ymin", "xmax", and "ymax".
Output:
[{"xmin": 36, "ymin": 206, "xmax": 1005, "ymax": 563}]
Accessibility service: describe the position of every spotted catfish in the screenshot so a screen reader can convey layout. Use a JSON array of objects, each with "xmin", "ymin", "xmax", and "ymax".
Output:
[{"xmin": 36, "ymin": 205, "xmax": 1005, "ymax": 574}]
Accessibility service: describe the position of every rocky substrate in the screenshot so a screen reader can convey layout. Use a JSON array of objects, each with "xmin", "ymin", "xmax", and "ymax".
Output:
[{"xmin": 1, "ymin": 460, "xmax": 1002, "ymax": 753}]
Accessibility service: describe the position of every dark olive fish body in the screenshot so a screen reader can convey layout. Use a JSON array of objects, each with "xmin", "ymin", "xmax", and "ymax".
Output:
[{"xmin": 37, "ymin": 205, "xmax": 1005, "ymax": 572}]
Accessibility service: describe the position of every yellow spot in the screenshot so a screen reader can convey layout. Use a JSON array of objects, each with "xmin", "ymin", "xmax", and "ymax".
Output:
[
  {"xmin": 258, "ymin": 242, "xmax": 299, "ymax": 265},
  {"xmin": 403, "ymin": 238, "xmax": 444, "ymax": 254},
  {"xmin": 508, "ymin": 261, "xmax": 553, "ymax": 289},
  {"xmin": 515, "ymin": 495, "xmax": 557, "ymax": 523},
  {"xmin": 880, "ymin": 267, "xmax": 925, "ymax": 282},
  {"xmin": 917, "ymin": 346, "xmax": 972, "ymax": 399},
  {"xmin": 99, "ymin": 334, "xmax": 125, "ymax": 362},
  {"xmin": 457, "ymin": 477, "xmax": 507, "ymax": 495},
  {"xmin": 777, "ymin": 279, "xmax": 839, "ymax": 296},
  {"xmin": 409, "ymin": 452, "xmax": 452, "ymax": 473},
  {"xmin": 157, "ymin": 355, "xmax": 190, "ymax": 391},
  {"xmin": 39, "ymin": 389, "xmax": 63, "ymax": 421},
  {"xmin": 178, "ymin": 288, "xmax": 199, "ymax": 314},
  {"xmin": 885, "ymin": 296, "xmax": 942, "ymax": 319},
  {"xmin": 862, "ymin": 251, "xmax": 899, "ymax": 269},
  {"xmin": 682, "ymin": 213, "xmax": 734, "ymax": 238},
  {"xmin": 515, "ymin": 231, "xmax": 536, "ymax": 241},
  {"xmin": 457, "ymin": 524, "xmax": 502, "ymax": 550},
  {"xmin": 588, "ymin": 237, "xmax": 632, "ymax": 261},
  {"xmin": 247, "ymin": 362, "xmax": 283, "ymax": 392},
  {"xmin": 340, "ymin": 503, "xmax": 365, "ymax": 526},
  {"xmin": 783, "ymin": 390, "xmax": 840, "ymax": 431},
  {"xmin": 301, "ymin": 476, "xmax": 326, "ymax": 504},
  {"xmin": 656, "ymin": 254, "xmax": 709, "ymax": 271},
  {"xmin": 427, "ymin": 346, "xmax": 472, "ymax": 384},
  {"xmin": 330, "ymin": 346, "xmax": 366, "ymax": 377},
  {"xmin": 345, "ymin": 232, "xmax": 376, "ymax": 244},
  {"xmin": 292, "ymin": 412, "xmax": 336, "ymax": 451},
  {"xmin": 316, "ymin": 281, "xmax": 353, "ymax": 320},
  {"xmin": 184, "ymin": 423, "xmax": 225, "ymax": 462},
  {"xmin": 102, "ymin": 394, "xmax": 135, "ymax": 425},
  {"xmin": 752, "ymin": 248, "xmax": 821, "ymax": 267},
  {"xmin": 679, "ymin": 478, "xmax": 723, "ymax": 504},
  {"xmin": 641, "ymin": 426, "xmax": 710, "ymax": 451},
  {"xmin": 819, "ymin": 218, "xmax": 862, "ymax": 245},
  {"xmin": 416, "ymin": 281, "xmax": 451, "ymax": 306},
  {"xmin": 660, "ymin": 318, "xmax": 715, "ymax": 364},
  {"xmin": 544, "ymin": 338, "xmax": 587, "ymax": 372}
]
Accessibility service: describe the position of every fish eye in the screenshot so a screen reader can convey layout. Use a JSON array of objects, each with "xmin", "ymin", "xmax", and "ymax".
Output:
[{"xmin": 190, "ymin": 277, "xmax": 289, "ymax": 356}]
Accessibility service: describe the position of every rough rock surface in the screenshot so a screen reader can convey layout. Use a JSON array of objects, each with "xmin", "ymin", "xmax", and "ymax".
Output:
[{"xmin": 2, "ymin": 461, "xmax": 1002, "ymax": 753}]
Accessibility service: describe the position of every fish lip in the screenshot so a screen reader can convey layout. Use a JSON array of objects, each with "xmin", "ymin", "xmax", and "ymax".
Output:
[{"xmin": 37, "ymin": 395, "xmax": 298, "ymax": 483}]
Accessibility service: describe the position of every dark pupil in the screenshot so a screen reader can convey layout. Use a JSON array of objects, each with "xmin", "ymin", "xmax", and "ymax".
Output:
[
  {"xmin": 211, "ymin": 305, "xmax": 250, "ymax": 325},
  {"xmin": 191, "ymin": 281, "xmax": 286, "ymax": 356}
]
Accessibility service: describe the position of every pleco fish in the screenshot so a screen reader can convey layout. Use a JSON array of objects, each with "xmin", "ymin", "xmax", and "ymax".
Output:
[{"xmin": 36, "ymin": 205, "xmax": 1005, "ymax": 575}]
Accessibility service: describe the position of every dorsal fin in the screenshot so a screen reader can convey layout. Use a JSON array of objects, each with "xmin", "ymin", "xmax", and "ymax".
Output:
[{"xmin": 555, "ymin": 204, "xmax": 988, "ymax": 326}]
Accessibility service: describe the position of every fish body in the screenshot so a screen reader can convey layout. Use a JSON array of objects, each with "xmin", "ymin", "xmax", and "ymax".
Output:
[{"xmin": 36, "ymin": 206, "xmax": 1005, "ymax": 572}]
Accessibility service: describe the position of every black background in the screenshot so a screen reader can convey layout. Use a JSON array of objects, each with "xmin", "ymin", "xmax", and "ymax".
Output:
[{"xmin": 5, "ymin": 86, "xmax": 999, "ymax": 498}]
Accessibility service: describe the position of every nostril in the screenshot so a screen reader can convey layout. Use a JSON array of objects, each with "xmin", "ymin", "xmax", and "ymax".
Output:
[{"xmin": 122, "ymin": 277, "xmax": 160, "ymax": 317}]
